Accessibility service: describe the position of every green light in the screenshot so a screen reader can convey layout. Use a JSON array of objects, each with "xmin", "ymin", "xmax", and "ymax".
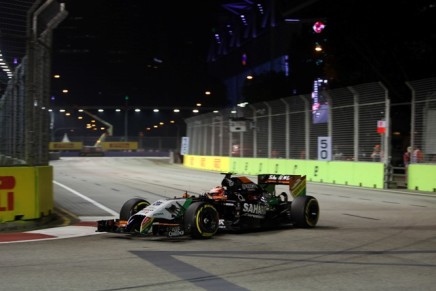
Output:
[{"xmin": 125, "ymin": 95, "xmax": 129, "ymax": 100}]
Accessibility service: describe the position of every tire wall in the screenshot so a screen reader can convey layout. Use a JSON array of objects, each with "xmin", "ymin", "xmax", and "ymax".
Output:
[{"xmin": 0, "ymin": 166, "xmax": 53, "ymax": 222}]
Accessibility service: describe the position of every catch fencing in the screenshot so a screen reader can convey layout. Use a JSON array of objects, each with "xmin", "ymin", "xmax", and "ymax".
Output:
[
  {"xmin": 185, "ymin": 77, "xmax": 436, "ymax": 167},
  {"xmin": 0, "ymin": 1, "xmax": 67, "ymax": 166},
  {"xmin": 406, "ymin": 78, "xmax": 436, "ymax": 163}
]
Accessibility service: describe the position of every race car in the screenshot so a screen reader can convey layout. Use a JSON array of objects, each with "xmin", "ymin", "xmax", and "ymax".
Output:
[{"xmin": 96, "ymin": 173, "xmax": 320, "ymax": 239}]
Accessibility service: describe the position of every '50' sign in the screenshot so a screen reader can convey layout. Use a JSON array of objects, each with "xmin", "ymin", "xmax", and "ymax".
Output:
[{"xmin": 0, "ymin": 176, "xmax": 15, "ymax": 211}]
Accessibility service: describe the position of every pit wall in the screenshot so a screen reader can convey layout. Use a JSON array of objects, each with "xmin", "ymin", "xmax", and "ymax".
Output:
[
  {"xmin": 183, "ymin": 155, "xmax": 436, "ymax": 192},
  {"xmin": 0, "ymin": 166, "xmax": 53, "ymax": 223}
]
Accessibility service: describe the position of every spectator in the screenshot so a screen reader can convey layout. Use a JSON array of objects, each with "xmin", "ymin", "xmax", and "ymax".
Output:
[
  {"xmin": 403, "ymin": 146, "xmax": 412, "ymax": 167},
  {"xmin": 333, "ymin": 146, "xmax": 344, "ymax": 160},
  {"xmin": 371, "ymin": 144, "xmax": 382, "ymax": 161},
  {"xmin": 403, "ymin": 146, "xmax": 412, "ymax": 179},
  {"xmin": 411, "ymin": 146, "xmax": 424, "ymax": 163}
]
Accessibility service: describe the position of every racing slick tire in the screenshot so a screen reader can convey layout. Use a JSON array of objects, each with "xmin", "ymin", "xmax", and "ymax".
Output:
[
  {"xmin": 184, "ymin": 202, "xmax": 219, "ymax": 239},
  {"xmin": 119, "ymin": 198, "xmax": 150, "ymax": 221},
  {"xmin": 291, "ymin": 195, "xmax": 319, "ymax": 228}
]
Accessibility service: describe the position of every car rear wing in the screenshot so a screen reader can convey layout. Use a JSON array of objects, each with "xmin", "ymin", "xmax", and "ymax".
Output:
[{"xmin": 257, "ymin": 174, "xmax": 306, "ymax": 198}]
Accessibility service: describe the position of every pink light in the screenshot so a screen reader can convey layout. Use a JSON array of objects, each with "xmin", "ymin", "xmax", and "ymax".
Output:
[{"xmin": 313, "ymin": 21, "xmax": 326, "ymax": 33}]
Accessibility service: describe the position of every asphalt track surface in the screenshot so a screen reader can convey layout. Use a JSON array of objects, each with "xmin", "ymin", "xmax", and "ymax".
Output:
[{"xmin": 1, "ymin": 157, "xmax": 436, "ymax": 291}]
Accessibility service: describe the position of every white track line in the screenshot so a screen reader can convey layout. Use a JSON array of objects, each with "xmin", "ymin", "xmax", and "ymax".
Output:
[{"xmin": 53, "ymin": 180, "xmax": 119, "ymax": 216}]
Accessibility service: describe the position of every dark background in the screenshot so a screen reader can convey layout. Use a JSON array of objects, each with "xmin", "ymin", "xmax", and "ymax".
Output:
[
  {"xmin": 0, "ymin": 0, "xmax": 434, "ymax": 141},
  {"xmin": 49, "ymin": 0, "xmax": 435, "ymax": 108}
]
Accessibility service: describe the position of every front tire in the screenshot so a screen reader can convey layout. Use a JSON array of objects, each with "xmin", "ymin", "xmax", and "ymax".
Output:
[
  {"xmin": 119, "ymin": 198, "xmax": 150, "ymax": 221},
  {"xmin": 184, "ymin": 202, "xmax": 219, "ymax": 239},
  {"xmin": 291, "ymin": 196, "xmax": 319, "ymax": 228}
]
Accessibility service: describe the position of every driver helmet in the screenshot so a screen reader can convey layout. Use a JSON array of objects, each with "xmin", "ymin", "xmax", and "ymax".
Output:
[{"xmin": 209, "ymin": 186, "xmax": 225, "ymax": 196}]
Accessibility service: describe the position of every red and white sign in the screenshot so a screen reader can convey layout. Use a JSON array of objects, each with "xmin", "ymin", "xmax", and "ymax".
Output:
[{"xmin": 377, "ymin": 120, "xmax": 386, "ymax": 134}]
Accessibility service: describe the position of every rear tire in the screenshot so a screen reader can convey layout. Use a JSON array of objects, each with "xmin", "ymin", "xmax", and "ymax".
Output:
[
  {"xmin": 119, "ymin": 198, "xmax": 150, "ymax": 221},
  {"xmin": 291, "ymin": 196, "xmax": 319, "ymax": 228},
  {"xmin": 184, "ymin": 202, "xmax": 219, "ymax": 239}
]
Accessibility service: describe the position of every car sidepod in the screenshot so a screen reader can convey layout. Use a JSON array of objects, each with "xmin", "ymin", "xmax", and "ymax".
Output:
[
  {"xmin": 184, "ymin": 201, "xmax": 219, "ymax": 239},
  {"xmin": 290, "ymin": 195, "xmax": 320, "ymax": 228}
]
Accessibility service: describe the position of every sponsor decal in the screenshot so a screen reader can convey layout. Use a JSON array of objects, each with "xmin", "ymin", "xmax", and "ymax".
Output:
[
  {"xmin": 49, "ymin": 142, "xmax": 83, "ymax": 150},
  {"xmin": 168, "ymin": 226, "xmax": 184, "ymax": 237},
  {"xmin": 242, "ymin": 203, "xmax": 266, "ymax": 218},
  {"xmin": 53, "ymin": 143, "xmax": 76, "ymax": 148},
  {"xmin": 152, "ymin": 212, "xmax": 165, "ymax": 217},
  {"xmin": 235, "ymin": 193, "xmax": 246, "ymax": 201},
  {"xmin": 213, "ymin": 159, "xmax": 221, "ymax": 170},
  {"xmin": 108, "ymin": 143, "xmax": 130, "ymax": 148},
  {"xmin": 268, "ymin": 174, "xmax": 291, "ymax": 181},
  {"xmin": 0, "ymin": 176, "xmax": 15, "ymax": 211},
  {"xmin": 241, "ymin": 183, "xmax": 258, "ymax": 190}
]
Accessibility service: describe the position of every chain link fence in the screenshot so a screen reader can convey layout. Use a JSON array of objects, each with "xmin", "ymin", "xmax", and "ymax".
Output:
[
  {"xmin": 186, "ymin": 82, "xmax": 389, "ymax": 160},
  {"xmin": 0, "ymin": 0, "xmax": 67, "ymax": 166},
  {"xmin": 185, "ymin": 78, "xmax": 436, "ymax": 167},
  {"xmin": 407, "ymin": 78, "xmax": 436, "ymax": 162},
  {"xmin": 0, "ymin": 61, "xmax": 27, "ymax": 165}
]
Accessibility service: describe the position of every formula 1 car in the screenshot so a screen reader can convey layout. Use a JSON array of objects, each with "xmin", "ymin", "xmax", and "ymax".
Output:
[{"xmin": 96, "ymin": 173, "xmax": 320, "ymax": 239}]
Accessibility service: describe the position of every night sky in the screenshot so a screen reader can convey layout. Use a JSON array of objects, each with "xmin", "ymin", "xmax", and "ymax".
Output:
[
  {"xmin": 50, "ymin": 0, "xmax": 435, "ymax": 109},
  {"xmin": 51, "ymin": 0, "xmax": 220, "ymax": 108}
]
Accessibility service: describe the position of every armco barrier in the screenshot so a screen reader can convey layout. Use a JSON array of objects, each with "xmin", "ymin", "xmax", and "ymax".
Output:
[{"xmin": 0, "ymin": 166, "xmax": 53, "ymax": 223}]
